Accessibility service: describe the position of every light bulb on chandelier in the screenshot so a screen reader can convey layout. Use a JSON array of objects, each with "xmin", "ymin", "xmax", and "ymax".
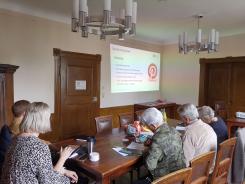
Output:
[
  {"xmin": 71, "ymin": 0, "xmax": 137, "ymax": 40},
  {"xmin": 178, "ymin": 15, "xmax": 219, "ymax": 54}
]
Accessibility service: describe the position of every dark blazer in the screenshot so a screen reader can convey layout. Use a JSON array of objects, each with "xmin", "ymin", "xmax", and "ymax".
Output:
[{"xmin": 0, "ymin": 125, "xmax": 12, "ymax": 167}]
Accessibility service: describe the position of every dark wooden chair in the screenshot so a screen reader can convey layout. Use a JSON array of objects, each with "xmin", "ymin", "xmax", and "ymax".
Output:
[
  {"xmin": 118, "ymin": 112, "xmax": 134, "ymax": 127},
  {"xmin": 135, "ymin": 110, "xmax": 144, "ymax": 121},
  {"xmin": 95, "ymin": 115, "xmax": 113, "ymax": 133},
  {"xmin": 214, "ymin": 101, "xmax": 227, "ymax": 120},
  {"xmin": 152, "ymin": 168, "xmax": 192, "ymax": 184},
  {"xmin": 190, "ymin": 151, "xmax": 216, "ymax": 184},
  {"xmin": 210, "ymin": 137, "xmax": 237, "ymax": 184}
]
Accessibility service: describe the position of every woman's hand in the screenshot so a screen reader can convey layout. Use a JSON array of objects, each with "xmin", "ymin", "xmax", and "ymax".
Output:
[
  {"xmin": 59, "ymin": 146, "xmax": 73, "ymax": 161},
  {"xmin": 54, "ymin": 146, "xmax": 73, "ymax": 173},
  {"xmin": 64, "ymin": 169, "xmax": 78, "ymax": 183}
]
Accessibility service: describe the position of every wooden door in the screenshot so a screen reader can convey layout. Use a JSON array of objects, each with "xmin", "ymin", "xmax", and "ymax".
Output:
[
  {"xmin": 230, "ymin": 62, "xmax": 245, "ymax": 117},
  {"xmin": 205, "ymin": 63, "xmax": 230, "ymax": 109},
  {"xmin": 199, "ymin": 57, "xmax": 245, "ymax": 119},
  {"xmin": 53, "ymin": 49, "xmax": 101, "ymax": 139}
]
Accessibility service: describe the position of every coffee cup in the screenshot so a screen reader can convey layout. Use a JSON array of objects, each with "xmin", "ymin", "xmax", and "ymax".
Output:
[{"xmin": 89, "ymin": 152, "xmax": 100, "ymax": 162}]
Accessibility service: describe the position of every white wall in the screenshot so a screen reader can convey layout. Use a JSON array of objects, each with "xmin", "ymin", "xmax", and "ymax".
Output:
[
  {"xmin": 161, "ymin": 33, "xmax": 245, "ymax": 106},
  {"xmin": 0, "ymin": 9, "xmax": 162, "ymax": 111}
]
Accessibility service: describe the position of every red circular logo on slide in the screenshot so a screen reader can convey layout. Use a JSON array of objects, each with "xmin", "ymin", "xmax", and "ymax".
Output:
[{"xmin": 148, "ymin": 64, "xmax": 157, "ymax": 80}]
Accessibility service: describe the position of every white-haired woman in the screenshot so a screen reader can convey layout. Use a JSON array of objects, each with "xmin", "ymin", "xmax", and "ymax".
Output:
[
  {"xmin": 198, "ymin": 105, "xmax": 228, "ymax": 145},
  {"xmin": 134, "ymin": 107, "xmax": 185, "ymax": 184},
  {"xmin": 1, "ymin": 102, "xmax": 78, "ymax": 184}
]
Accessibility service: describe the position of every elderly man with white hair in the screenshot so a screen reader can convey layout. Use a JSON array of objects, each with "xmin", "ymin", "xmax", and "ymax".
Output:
[
  {"xmin": 177, "ymin": 103, "xmax": 217, "ymax": 167},
  {"xmin": 136, "ymin": 107, "xmax": 185, "ymax": 183},
  {"xmin": 198, "ymin": 106, "xmax": 228, "ymax": 146}
]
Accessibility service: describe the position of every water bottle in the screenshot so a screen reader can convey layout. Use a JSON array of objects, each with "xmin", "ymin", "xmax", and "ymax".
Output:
[{"xmin": 87, "ymin": 137, "xmax": 95, "ymax": 154}]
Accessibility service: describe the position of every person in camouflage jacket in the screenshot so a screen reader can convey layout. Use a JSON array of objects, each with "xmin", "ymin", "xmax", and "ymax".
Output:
[
  {"xmin": 137, "ymin": 107, "xmax": 185, "ymax": 183},
  {"xmin": 145, "ymin": 123, "xmax": 185, "ymax": 179}
]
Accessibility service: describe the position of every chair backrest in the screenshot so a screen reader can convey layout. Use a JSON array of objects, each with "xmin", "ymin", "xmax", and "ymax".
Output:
[
  {"xmin": 135, "ymin": 110, "xmax": 144, "ymax": 121},
  {"xmin": 210, "ymin": 137, "xmax": 237, "ymax": 184},
  {"xmin": 152, "ymin": 168, "xmax": 192, "ymax": 184},
  {"xmin": 214, "ymin": 101, "xmax": 227, "ymax": 120},
  {"xmin": 190, "ymin": 151, "xmax": 216, "ymax": 184},
  {"xmin": 95, "ymin": 115, "xmax": 113, "ymax": 133},
  {"xmin": 118, "ymin": 112, "xmax": 134, "ymax": 127}
]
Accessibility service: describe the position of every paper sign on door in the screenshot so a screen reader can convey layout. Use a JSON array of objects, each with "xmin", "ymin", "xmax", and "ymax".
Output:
[{"xmin": 75, "ymin": 80, "xmax": 86, "ymax": 90}]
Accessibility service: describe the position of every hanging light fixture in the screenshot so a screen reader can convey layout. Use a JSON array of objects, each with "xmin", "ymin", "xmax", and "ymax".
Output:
[
  {"xmin": 71, "ymin": 0, "xmax": 137, "ymax": 40},
  {"xmin": 178, "ymin": 15, "xmax": 219, "ymax": 54}
]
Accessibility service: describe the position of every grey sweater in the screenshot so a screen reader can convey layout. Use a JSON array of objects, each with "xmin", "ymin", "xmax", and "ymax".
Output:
[{"xmin": 231, "ymin": 128, "xmax": 245, "ymax": 184}]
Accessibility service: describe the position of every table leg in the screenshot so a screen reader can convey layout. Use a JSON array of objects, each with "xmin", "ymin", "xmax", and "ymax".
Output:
[
  {"xmin": 96, "ymin": 176, "xmax": 110, "ymax": 184},
  {"xmin": 227, "ymin": 123, "xmax": 231, "ymax": 138}
]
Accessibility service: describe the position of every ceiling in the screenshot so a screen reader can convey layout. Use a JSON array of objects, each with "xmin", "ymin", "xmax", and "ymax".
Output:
[{"xmin": 1, "ymin": 0, "xmax": 245, "ymax": 45}]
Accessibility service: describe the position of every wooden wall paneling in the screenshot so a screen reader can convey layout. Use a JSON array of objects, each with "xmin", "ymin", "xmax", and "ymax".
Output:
[
  {"xmin": 230, "ymin": 62, "xmax": 245, "ymax": 117},
  {"xmin": 134, "ymin": 102, "xmax": 178, "ymax": 120},
  {"xmin": 42, "ymin": 103, "xmax": 180, "ymax": 142},
  {"xmin": 174, "ymin": 104, "xmax": 181, "ymax": 120},
  {"xmin": 99, "ymin": 105, "xmax": 134, "ymax": 127}
]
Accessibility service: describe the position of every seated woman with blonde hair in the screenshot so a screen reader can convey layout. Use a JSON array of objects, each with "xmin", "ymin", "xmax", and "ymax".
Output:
[{"xmin": 1, "ymin": 102, "xmax": 78, "ymax": 184}]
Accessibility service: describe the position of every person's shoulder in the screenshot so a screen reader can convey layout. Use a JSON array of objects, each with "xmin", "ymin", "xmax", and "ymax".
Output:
[
  {"xmin": 216, "ymin": 117, "xmax": 226, "ymax": 124},
  {"xmin": 21, "ymin": 136, "xmax": 49, "ymax": 152},
  {"xmin": 33, "ymin": 137, "xmax": 48, "ymax": 148},
  {"xmin": 155, "ymin": 124, "xmax": 170, "ymax": 135},
  {"xmin": 0, "ymin": 125, "xmax": 12, "ymax": 141},
  {"xmin": 198, "ymin": 119, "xmax": 213, "ymax": 129},
  {"xmin": 0, "ymin": 125, "xmax": 11, "ymax": 134},
  {"xmin": 153, "ymin": 127, "xmax": 168, "ymax": 141},
  {"xmin": 185, "ymin": 120, "xmax": 202, "ymax": 131},
  {"xmin": 186, "ymin": 120, "xmax": 212, "ymax": 134},
  {"xmin": 154, "ymin": 124, "xmax": 180, "ymax": 141}
]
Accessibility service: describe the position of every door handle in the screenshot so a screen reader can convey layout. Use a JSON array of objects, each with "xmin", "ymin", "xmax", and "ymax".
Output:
[{"xmin": 92, "ymin": 96, "xmax": 98, "ymax": 102}]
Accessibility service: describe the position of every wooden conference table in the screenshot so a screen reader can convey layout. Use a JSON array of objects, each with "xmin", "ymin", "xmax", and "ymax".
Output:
[{"xmin": 53, "ymin": 119, "xmax": 181, "ymax": 184}]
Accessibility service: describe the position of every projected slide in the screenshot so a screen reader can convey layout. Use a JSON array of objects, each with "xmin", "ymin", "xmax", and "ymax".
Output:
[{"xmin": 110, "ymin": 44, "xmax": 160, "ymax": 93}]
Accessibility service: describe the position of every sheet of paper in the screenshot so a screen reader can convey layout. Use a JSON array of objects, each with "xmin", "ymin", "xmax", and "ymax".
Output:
[
  {"xmin": 69, "ymin": 152, "xmax": 78, "ymax": 158},
  {"xmin": 75, "ymin": 138, "xmax": 87, "ymax": 142},
  {"xmin": 75, "ymin": 80, "xmax": 86, "ymax": 90},
  {"xmin": 127, "ymin": 142, "xmax": 145, "ymax": 151},
  {"xmin": 140, "ymin": 131, "xmax": 154, "ymax": 136},
  {"xmin": 175, "ymin": 126, "xmax": 186, "ymax": 131},
  {"xmin": 112, "ymin": 147, "xmax": 128, "ymax": 156}
]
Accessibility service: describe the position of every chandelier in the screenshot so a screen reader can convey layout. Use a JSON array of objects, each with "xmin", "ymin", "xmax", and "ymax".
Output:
[
  {"xmin": 71, "ymin": 0, "xmax": 137, "ymax": 40},
  {"xmin": 178, "ymin": 15, "xmax": 219, "ymax": 54}
]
